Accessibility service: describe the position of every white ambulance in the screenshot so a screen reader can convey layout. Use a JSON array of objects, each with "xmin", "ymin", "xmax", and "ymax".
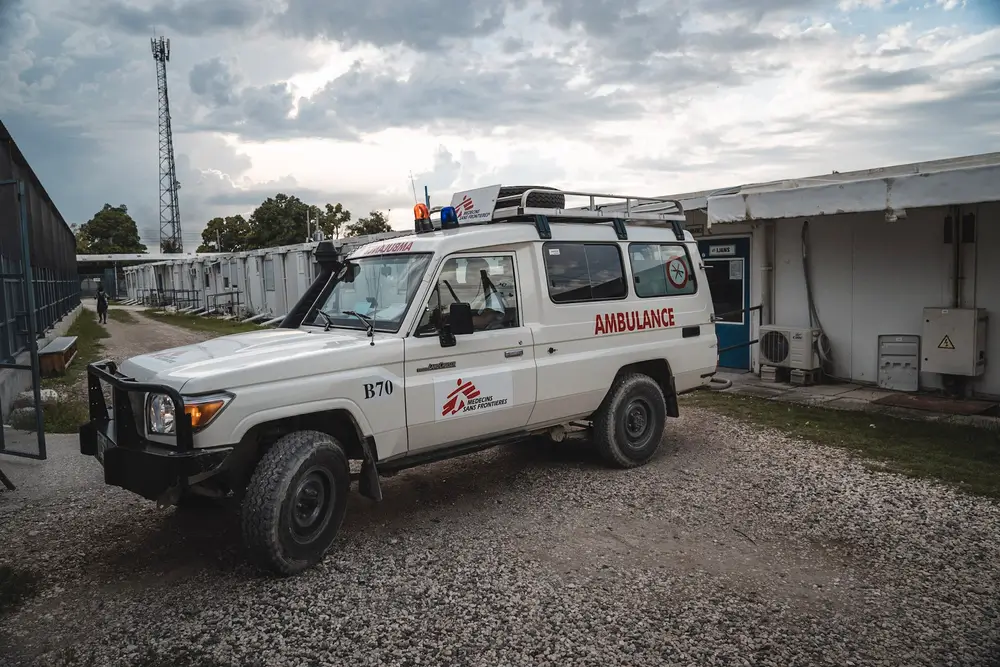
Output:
[{"xmin": 79, "ymin": 185, "xmax": 719, "ymax": 575}]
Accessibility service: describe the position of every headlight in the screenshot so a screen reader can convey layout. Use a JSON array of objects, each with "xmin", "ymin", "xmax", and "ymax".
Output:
[
  {"xmin": 147, "ymin": 393, "xmax": 176, "ymax": 434},
  {"xmin": 146, "ymin": 392, "xmax": 232, "ymax": 435}
]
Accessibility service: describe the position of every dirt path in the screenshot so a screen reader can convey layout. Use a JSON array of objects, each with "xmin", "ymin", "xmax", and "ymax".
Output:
[{"xmin": 72, "ymin": 305, "xmax": 217, "ymax": 398}]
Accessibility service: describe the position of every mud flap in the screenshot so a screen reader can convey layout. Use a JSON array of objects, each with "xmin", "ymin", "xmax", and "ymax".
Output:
[{"xmin": 358, "ymin": 436, "xmax": 383, "ymax": 502}]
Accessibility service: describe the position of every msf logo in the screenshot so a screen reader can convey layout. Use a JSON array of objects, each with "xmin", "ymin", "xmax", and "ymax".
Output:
[
  {"xmin": 455, "ymin": 195, "xmax": 474, "ymax": 218},
  {"xmin": 442, "ymin": 378, "xmax": 480, "ymax": 416}
]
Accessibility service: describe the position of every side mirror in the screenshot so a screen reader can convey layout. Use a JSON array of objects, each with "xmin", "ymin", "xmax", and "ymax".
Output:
[
  {"xmin": 437, "ymin": 303, "xmax": 474, "ymax": 348},
  {"xmin": 449, "ymin": 303, "xmax": 474, "ymax": 336}
]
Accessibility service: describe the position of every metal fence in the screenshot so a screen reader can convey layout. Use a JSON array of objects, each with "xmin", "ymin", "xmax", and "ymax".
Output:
[
  {"xmin": 1, "ymin": 120, "xmax": 81, "ymax": 462},
  {"xmin": 1, "ymin": 123, "xmax": 80, "ymax": 362}
]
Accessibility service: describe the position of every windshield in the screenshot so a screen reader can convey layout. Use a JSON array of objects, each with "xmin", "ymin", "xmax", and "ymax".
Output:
[{"xmin": 307, "ymin": 253, "xmax": 432, "ymax": 333}]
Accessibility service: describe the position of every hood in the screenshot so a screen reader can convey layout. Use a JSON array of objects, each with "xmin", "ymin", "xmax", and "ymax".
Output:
[{"xmin": 118, "ymin": 328, "xmax": 374, "ymax": 392}]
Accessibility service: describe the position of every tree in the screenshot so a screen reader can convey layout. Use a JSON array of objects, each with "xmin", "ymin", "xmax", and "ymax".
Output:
[
  {"xmin": 248, "ymin": 193, "xmax": 312, "ymax": 248},
  {"xmin": 76, "ymin": 204, "xmax": 147, "ymax": 254},
  {"xmin": 71, "ymin": 223, "xmax": 92, "ymax": 254},
  {"xmin": 161, "ymin": 239, "xmax": 182, "ymax": 253},
  {"xmin": 315, "ymin": 202, "xmax": 351, "ymax": 240},
  {"xmin": 344, "ymin": 210, "xmax": 393, "ymax": 237},
  {"xmin": 197, "ymin": 215, "xmax": 251, "ymax": 253}
]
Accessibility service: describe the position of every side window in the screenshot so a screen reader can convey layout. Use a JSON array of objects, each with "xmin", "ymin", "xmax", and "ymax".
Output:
[
  {"xmin": 543, "ymin": 242, "xmax": 627, "ymax": 303},
  {"xmin": 628, "ymin": 243, "xmax": 697, "ymax": 297},
  {"xmin": 416, "ymin": 255, "xmax": 519, "ymax": 335},
  {"xmin": 263, "ymin": 257, "xmax": 275, "ymax": 292}
]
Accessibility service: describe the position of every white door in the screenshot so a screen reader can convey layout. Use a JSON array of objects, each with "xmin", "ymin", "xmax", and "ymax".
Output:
[{"xmin": 403, "ymin": 253, "xmax": 536, "ymax": 453}]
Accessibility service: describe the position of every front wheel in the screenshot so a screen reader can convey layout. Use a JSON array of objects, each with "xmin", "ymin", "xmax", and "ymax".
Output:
[
  {"xmin": 240, "ymin": 430, "xmax": 350, "ymax": 575},
  {"xmin": 592, "ymin": 373, "xmax": 667, "ymax": 468}
]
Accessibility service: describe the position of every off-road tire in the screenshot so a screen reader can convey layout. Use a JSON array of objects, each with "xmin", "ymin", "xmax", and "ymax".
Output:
[
  {"xmin": 592, "ymin": 373, "xmax": 667, "ymax": 468},
  {"xmin": 494, "ymin": 185, "xmax": 565, "ymax": 211},
  {"xmin": 240, "ymin": 430, "xmax": 350, "ymax": 575}
]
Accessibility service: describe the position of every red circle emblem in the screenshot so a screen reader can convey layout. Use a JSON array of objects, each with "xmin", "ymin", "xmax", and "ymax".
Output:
[{"xmin": 666, "ymin": 258, "xmax": 689, "ymax": 289}]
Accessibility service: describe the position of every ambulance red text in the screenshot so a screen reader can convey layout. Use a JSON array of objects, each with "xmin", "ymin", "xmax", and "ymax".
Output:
[{"xmin": 594, "ymin": 307, "xmax": 676, "ymax": 336}]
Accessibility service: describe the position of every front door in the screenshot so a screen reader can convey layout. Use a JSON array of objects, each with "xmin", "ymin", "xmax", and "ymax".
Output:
[
  {"xmin": 403, "ymin": 253, "xmax": 536, "ymax": 453},
  {"xmin": 698, "ymin": 237, "xmax": 751, "ymax": 370}
]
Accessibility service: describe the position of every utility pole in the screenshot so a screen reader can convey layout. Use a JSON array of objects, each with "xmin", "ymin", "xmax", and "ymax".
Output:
[{"xmin": 151, "ymin": 35, "xmax": 183, "ymax": 253}]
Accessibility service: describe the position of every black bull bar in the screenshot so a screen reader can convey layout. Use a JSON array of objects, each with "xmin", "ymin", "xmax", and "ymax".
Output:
[{"xmin": 79, "ymin": 360, "xmax": 230, "ymax": 503}]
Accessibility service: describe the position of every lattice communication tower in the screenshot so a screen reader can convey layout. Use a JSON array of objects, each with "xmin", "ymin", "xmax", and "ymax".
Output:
[{"xmin": 151, "ymin": 36, "xmax": 183, "ymax": 253}]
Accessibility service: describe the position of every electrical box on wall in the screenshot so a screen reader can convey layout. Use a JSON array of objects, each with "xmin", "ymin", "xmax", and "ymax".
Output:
[
  {"xmin": 878, "ymin": 334, "xmax": 920, "ymax": 392},
  {"xmin": 921, "ymin": 308, "xmax": 988, "ymax": 377}
]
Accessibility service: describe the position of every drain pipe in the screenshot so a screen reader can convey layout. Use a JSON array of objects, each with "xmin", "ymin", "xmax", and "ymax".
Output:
[{"xmin": 709, "ymin": 376, "xmax": 733, "ymax": 390}]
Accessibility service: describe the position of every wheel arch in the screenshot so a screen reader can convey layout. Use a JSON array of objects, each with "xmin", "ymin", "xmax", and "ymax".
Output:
[
  {"xmin": 614, "ymin": 358, "xmax": 679, "ymax": 418},
  {"xmin": 225, "ymin": 403, "xmax": 380, "ymax": 500}
]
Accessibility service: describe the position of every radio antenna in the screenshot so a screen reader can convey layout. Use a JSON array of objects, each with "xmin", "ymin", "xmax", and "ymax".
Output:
[{"xmin": 409, "ymin": 172, "xmax": 418, "ymax": 204}]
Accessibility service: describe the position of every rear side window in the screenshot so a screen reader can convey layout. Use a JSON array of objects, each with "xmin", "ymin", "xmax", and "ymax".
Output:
[
  {"xmin": 543, "ymin": 242, "xmax": 627, "ymax": 303},
  {"xmin": 628, "ymin": 243, "xmax": 698, "ymax": 297}
]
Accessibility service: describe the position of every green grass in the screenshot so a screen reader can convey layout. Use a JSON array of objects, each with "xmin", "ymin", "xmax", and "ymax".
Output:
[
  {"xmin": 57, "ymin": 308, "xmax": 111, "ymax": 386},
  {"xmin": 0, "ymin": 564, "xmax": 39, "ymax": 616},
  {"xmin": 684, "ymin": 390, "xmax": 1000, "ymax": 498},
  {"xmin": 143, "ymin": 309, "xmax": 266, "ymax": 335},
  {"xmin": 10, "ymin": 309, "xmax": 108, "ymax": 434},
  {"xmin": 107, "ymin": 308, "xmax": 139, "ymax": 324}
]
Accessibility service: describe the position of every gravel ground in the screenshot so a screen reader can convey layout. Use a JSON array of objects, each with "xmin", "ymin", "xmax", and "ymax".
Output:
[
  {"xmin": 2, "ymin": 404, "xmax": 999, "ymax": 666},
  {"xmin": 70, "ymin": 305, "xmax": 216, "ymax": 398},
  {"xmin": 2, "ymin": 309, "xmax": 999, "ymax": 665}
]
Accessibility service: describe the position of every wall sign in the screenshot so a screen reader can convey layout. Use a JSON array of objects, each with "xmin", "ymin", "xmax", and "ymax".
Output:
[
  {"xmin": 729, "ymin": 258, "xmax": 743, "ymax": 281},
  {"xmin": 708, "ymin": 244, "xmax": 736, "ymax": 257}
]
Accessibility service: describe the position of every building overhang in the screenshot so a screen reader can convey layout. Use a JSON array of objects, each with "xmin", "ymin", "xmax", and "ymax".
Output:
[{"xmin": 707, "ymin": 161, "xmax": 1000, "ymax": 225}]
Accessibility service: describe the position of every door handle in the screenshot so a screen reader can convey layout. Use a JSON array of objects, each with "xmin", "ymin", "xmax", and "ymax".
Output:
[
  {"xmin": 505, "ymin": 349, "xmax": 523, "ymax": 358},
  {"xmin": 682, "ymin": 325, "xmax": 701, "ymax": 338}
]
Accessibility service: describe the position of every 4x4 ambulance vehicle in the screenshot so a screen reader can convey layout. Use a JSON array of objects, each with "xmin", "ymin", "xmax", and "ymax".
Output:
[{"xmin": 79, "ymin": 185, "xmax": 719, "ymax": 575}]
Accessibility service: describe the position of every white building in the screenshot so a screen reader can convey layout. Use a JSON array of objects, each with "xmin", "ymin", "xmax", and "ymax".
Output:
[
  {"xmin": 122, "ymin": 232, "xmax": 409, "ymax": 321},
  {"xmin": 626, "ymin": 152, "xmax": 1000, "ymax": 398}
]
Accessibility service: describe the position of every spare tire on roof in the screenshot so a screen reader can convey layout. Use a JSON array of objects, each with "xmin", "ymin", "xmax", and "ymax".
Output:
[{"xmin": 493, "ymin": 186, "xmax": 565, "ymax": 211}]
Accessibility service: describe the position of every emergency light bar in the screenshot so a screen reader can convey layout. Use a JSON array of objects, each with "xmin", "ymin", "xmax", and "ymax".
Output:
[
  {"xmin": 413, "ymin": 203, "xmax": 432, "ymax": 233},
  {"xmin": 413, "ymin": 203, "xmax": 461, "ymax": 234}
]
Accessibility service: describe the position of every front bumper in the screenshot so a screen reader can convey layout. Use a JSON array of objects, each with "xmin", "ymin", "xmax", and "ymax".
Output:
[{"xmin": 79, "ymin": 360, "xmax": 233, "ymax": 502}]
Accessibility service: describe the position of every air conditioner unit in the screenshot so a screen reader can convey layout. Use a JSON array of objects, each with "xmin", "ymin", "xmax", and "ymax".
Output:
[{"xmin": 759, "ymin": 326, "xmax": 822, "ymax": 370}]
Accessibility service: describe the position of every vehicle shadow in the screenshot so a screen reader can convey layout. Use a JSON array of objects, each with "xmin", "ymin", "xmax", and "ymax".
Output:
[{"xmin": 80, "ymin": 436, "xmax": 607, "ymax": 581}]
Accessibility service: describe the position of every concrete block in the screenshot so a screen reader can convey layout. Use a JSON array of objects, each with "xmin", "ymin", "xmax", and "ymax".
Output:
[
  {"xmin": 733, "ymin": 385, "xmax": 790, "ymax": 399},
  {"xmin": 798, "ymin": 383, "xmax": 860, "ymax": 397},
  {"xmin": 839, "ymin": 387, "xmax": 896, "ymax": 402},
  {"xmin": 824, "ymin": 397, "xmax": 873, "ymax": 411}
]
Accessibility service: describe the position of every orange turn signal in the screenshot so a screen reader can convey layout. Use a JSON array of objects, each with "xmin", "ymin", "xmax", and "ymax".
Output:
[{"xmin": 184, "ymin": 400, "xmax": 227, "ymax": 429}]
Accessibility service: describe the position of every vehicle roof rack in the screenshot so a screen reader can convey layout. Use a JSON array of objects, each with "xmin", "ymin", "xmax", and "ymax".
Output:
[{"xmin": 489, "ymin": 188, "xmax": 688, "ymax": 241}]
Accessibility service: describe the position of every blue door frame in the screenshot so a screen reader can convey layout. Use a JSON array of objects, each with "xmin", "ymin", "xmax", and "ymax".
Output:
[{"xmin": 699, "ymin": 237, "xmax": 751, "ymax": 370}]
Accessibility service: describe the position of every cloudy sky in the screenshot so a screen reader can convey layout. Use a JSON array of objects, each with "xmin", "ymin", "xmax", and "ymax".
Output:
[{"xmin": 1, "ymin": 0, "xmax": 998, "ymax": 249}]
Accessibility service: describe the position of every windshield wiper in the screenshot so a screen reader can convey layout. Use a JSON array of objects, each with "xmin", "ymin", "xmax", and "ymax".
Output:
[
  {"xmin": 315, "ymin": 309, "xmax": 336, "ymax": 331},
  {"xmin": 343, "ymin": 310, "xmax": 375, "ymax": 337}
]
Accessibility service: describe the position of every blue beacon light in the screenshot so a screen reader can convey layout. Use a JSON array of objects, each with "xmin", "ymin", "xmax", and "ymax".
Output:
[{"xmin": 440, "ymin": 206, "xmax": 460, "ymax": 230}]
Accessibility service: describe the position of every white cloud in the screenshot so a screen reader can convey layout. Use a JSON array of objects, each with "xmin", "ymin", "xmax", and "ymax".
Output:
[{"xmin": 0, "ymin": 0, "xmax": 998, "ymax": 243}]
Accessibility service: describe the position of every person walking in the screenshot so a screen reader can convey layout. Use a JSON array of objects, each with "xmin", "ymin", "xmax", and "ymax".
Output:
[{"xmin": 96, "ymin": 284, "xmax": 109, "ymax": 324}]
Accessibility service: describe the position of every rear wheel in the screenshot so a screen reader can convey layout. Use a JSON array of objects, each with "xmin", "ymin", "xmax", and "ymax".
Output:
[
  {"xmin": 592, "ymin": 373, "xmax": 667, "ymax": 468},
  {"xmin": 240, "ymin": 430, "xmax": 350, "ymax": 575}
]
